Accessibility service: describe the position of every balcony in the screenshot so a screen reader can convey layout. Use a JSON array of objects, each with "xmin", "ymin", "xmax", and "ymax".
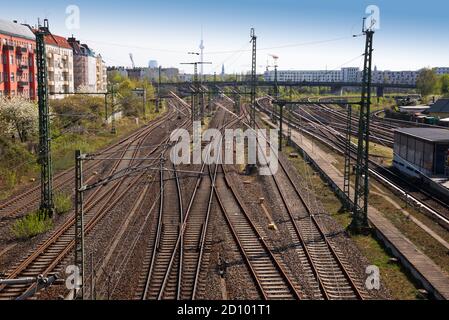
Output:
[
  {"xmin": 16, "ymin": 46, "xmax": 28, "ymax": 53},
  {"xmin": 3, "ymin": 44, "xmax": 14, "ymax": 51},
  {"xmin": 18, "ymin": 81, "xmax": 28, "ymax": 87}
]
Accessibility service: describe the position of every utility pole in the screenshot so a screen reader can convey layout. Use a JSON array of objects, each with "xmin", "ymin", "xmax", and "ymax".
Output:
[
  {"xmin": 104, "ymin": 92, "xmax": 108, "ymax": 122},
  {"xmin": 278, "ymin": 102, "xmax": 284, "ymax": 152},
  {"xmin": 35, "ymin": 19, "xmax": 54, "ymax": 217},
  {"xmin": 287, "ymin": 88, "xmax": 293, "ymax": 146},
  {"xmin": 250, "ymin": 28, "xmax": 257, "ymax": 129},
  {"xmin": 272, "ymin": 57, "xmax": 279, "ymax": 122},
  {"xmin": 75, "ymin": 150, "xmax": 85, "ymax": 300},
  {"xmin": 194, "ymin": 62, "xmax": 199, "ymax": 122},
  {"xmin": 233, "ymin": 80, "xmax": 240, "ymax": 115},
  {"xmin": 344, "ymin": 104, "xmax": 352, "ymax": 202},
  {"xmin": 351, "ymin": 22, "xmax": 374, "ymax": 233},
  {"xmin": 133, "ymin": 88, "xmax": 147, "ymax": 118},
  {"xmin": 142, "ymin": 88, "xmax": 147, "ymax": 118},
  {"xmin": 156, "ymin": 66, "xmax": 161, "ymax": 113},
  {"xmin": 181, "ymin": 58, "xmax": 211, "ymax": 124},
  {"xmin": 110, "ymin": 83, "xmax": 117, "ymax": 134}
]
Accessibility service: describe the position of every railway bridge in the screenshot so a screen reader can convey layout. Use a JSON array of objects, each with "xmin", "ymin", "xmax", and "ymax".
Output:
[{"xmin": 155, "ymin": 80, "xmax": 417, "ymax": 97}]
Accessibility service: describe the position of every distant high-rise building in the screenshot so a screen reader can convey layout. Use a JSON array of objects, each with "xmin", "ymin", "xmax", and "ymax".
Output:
[
  {"xmin": 221, "ymin": 64, "xmax": 225, "ymax": 80},
  {"xmin": 149, "ymin": 60, "xmax": 158, "ymax": 69}
]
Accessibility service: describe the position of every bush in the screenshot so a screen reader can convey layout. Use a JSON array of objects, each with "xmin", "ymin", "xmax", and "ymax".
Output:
[
  {"xmin": 54, "ymin": 192, "xmax": 73, "ymax": 215},
  {"xmin": 11, "ymin": 211, "xmax": 53, "ymax": 239},
  {"xmin": 0, "ymin": 137, "xmax": 38, "ymax": 199},
  {"xmin": 50, "ymin": 95, "xmax": 104, "ymax": 129}
]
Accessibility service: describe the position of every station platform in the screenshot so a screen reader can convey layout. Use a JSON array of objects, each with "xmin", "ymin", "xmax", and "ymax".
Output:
[{"xmin": 262, "ymin": 115, "xmax": 449, "ymax": 300}]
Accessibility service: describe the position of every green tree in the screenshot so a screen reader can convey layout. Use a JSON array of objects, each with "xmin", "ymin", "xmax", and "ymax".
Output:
[
  {"xmin": 416, "ymin": 68, "xmax": 439, "ymax": 96},
  {"xmin": 439, "ymin": 74, "xmax": 449, "ymax": 96}
]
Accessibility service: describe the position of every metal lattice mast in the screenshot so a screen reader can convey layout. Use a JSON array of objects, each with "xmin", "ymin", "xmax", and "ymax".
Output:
[
  {"xmin": 110, "ymin": 84, "xmax": 116, "ymax": 134},
  {"xmin": 351, "ymin": 28, "xmax": 374, "ymax": 232},
  {"xmin": 233, "ymin": 80, "xmax": 240, "ymax": 115},
  {"xmin": 250, "ymin": 28, "xmax": 257, "ymax": 128},
  {"xmin": 156, "ymin": 66, "xmax": 161, "ymax": 113},
  {"xmin": 213, "ymin": 72, "xmax": 217, "ymax": 97},
  {"xmin": 194, "ymin": 63, "xmax": 199, "ymax": 122},
  {"xmin": 287, "ymin": 88, "xmax": 293, "ymax": 145},
  {"xmin": 272, "ymin": 64, "xmax": 279, "ymax": 121},
  {"xmin": 35, "ymin": 20, "xmax": 54, "ymax": 216},
  {"xmin": 278, "ymin": 102, "xmax": 284, "ymax": 151},
  {"xmin": 74, "ymin": 150, "xmax": 85, "ymax": 299},
  {"xmin": 344, "ymin": 104, "xmax": 352, "ymax": 200}
]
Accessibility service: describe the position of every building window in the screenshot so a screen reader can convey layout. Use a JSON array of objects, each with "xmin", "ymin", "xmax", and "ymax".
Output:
[
  {"xmin": 11, "ymin": 72, "xmax": 15, "ymax": 82},
  {"xmin": 10, "ymin": 54, "xmax": 14, "ymax": 65}
]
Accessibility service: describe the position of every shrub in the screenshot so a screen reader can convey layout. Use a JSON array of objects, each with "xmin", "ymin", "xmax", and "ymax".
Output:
[
  {"xmin": 11, "ymin": 211, "xmax": 53, "ymax": 239},
  {"xmin": 54, "ymin": 192, "xmax": 73, "ymax": 215}
]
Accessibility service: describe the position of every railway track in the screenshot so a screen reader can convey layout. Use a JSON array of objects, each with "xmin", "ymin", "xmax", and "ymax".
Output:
[
  {"xmin": 0, "ymin": 105, "xmax": 176, "ymax": 225},
  {"xmin": 138, "ymin": 99, "xmax": 305, "ymax": 301},
  {"xmin": 248, "ymin": 108, "xmax": 367, "ymax": 300},
  {"xmin": 215, "ymin": 163, "xmax": 301, "ymax": 300},
  {"xmin": 271, "ymin": 154, "xmax": 367, "ymax": 299},
  {"xmin": 139, "ymin": 160, "xmax": 184, "ymax": 300},
  {"xmin": 213, "ymin": 102, "xmax": 302, "ymax": 300},
  {"xmin": 0, "ymin": 99, "xmax": 190, "ymax": 300},
  {"xmin": 257, "ymin": 97, "xmax": 449, "ymax": 228},
  {"xmin": 138, "ymin": 100, "xmax": 232, "ymax": 300}
]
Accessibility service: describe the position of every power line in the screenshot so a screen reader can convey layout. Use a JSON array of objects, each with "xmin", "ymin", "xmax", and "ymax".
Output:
[{"xmin": 79, "ymin": 35, "xmax": 356, "ymax": 58}]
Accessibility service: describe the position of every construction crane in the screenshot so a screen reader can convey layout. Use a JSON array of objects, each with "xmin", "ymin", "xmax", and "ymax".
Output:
[{"xmin": 129, "ymin": 53, "xmax": 135, "ymax": 69}]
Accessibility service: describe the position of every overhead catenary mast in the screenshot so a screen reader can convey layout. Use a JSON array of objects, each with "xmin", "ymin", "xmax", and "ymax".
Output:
[
  {"xmin": 199, "ymin": 27, "xmax": 205, "ymax": 81},
  {"xmin": 351, "ymin": 17, "xmax": 375, "ymax": 233}
]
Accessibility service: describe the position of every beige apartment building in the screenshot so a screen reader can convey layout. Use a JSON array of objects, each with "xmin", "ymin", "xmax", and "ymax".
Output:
[
  {"xmin": 44, "ymin": 34, "xmax": 74, "ymax": 99},
  {"xmin": 96, "ymin": 54, "xmax": 107, "ymax": 93}
]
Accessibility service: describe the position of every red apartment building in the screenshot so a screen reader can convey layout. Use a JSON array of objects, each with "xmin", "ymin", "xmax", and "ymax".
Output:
[{"xmin": 0, "ymin": 19, "xmax": 37, "ymax": 100}]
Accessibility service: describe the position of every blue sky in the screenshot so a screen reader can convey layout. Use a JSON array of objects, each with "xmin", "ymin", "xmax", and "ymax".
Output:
[{"xmin": 2, "ymin": 0, "xmax": 449, "ymax": 74}]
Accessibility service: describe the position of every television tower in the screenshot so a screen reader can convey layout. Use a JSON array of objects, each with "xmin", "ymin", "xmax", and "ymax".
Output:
[{"xmin": 199, "ymin": 27, "xmax": 205, "ymax": 80}]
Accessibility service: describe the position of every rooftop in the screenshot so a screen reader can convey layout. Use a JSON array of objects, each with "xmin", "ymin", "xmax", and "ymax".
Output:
[
  {"xmin": 428, "ymin": 99, "xmax": 449, "ymax": 113},
  {"xmin": 395, "ymin": 127, "xmax": 449, "ymax": 143},
  {"xmin": 44, "ymin": 34, "xmax": 72, "ymax": 49},
  {"xmin": 0, "ymin": 19, "xmax": 35, "ymax": 41}
]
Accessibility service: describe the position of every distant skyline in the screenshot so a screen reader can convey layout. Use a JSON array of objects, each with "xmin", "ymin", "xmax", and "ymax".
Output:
[{"xmin": 2, "ymin": 0, "xmax": 448, "ymax": 74}]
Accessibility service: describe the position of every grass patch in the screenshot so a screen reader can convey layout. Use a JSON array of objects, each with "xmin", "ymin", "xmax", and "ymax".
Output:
[
  {"xmin": 351, "ymin": 137, "xmax": 393, "ymax": 165},
  {"xmin": 11, "ymin": 211, "xmax": 53, "ymax": 239},
  {"xmin": 369, "ymin": 190, "xmax": 449, "ymax": 276},
  {"xmin": 54, "ymin": 192, "xmax": 73, "ymax": 215}
]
